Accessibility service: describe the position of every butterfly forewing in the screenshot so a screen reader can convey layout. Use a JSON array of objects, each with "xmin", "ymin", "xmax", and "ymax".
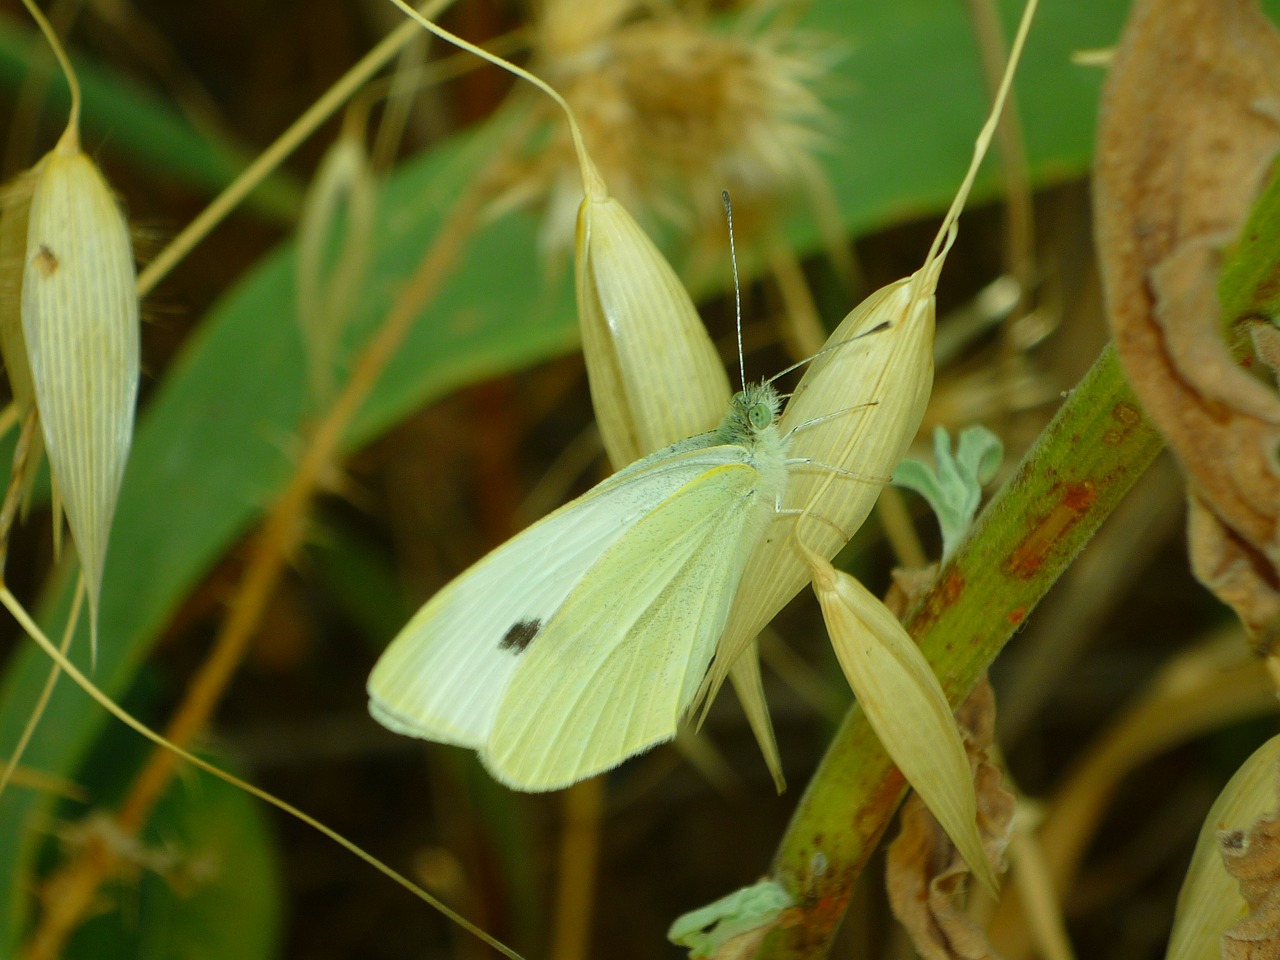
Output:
[
  {"xmin": 368, "ymin": 433, "xmax": 740, "ymax": 748},
  {"xmin": 483, "ymin": 457, "xmax": 782, "ymax": 789}
]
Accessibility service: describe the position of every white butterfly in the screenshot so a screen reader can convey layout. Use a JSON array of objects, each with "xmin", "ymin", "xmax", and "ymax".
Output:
[{"xmin": 367, "ymin": 380, "xmax": 793, "ymax": 791}]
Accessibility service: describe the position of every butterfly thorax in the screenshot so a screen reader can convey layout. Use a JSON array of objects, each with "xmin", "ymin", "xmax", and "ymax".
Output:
[{"xmin": 717, "ymin": 381, "xmax": 783, "ymax": 449}]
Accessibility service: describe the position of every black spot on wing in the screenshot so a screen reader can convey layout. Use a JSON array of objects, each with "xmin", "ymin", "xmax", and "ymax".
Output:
[{"xmin": 499, "ymin": 618, "xmax": 542, "ymax": 654}]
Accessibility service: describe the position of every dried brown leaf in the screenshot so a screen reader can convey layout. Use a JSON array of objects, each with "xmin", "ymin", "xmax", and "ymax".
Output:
[
  {"xmin": 1223, "ymin": 808, "xmax": 1280, "ymax": 959},
  {"xmin": 886, "ymin": 679, "xmax": 1015, "ymax": 960},
  {"xmin": 1094, "ymin": 0, "xmax": 1280, "ymax": 644}
]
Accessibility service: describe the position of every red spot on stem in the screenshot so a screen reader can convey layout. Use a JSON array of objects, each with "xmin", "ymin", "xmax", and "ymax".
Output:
[{"xmin": 1006, "ymin": 482, "xmax": 1097, "ymax": 578}]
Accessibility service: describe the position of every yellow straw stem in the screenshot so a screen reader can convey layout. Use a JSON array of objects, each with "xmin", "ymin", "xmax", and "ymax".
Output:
[
  {"xmin": 921, "ymin": 0, "xmax": 1040, "ymax": 275},
  {"xmin": 20, "ymin": 0, "xmax": 80, "ymax": 152},
  {"xmin": 383, "ymin": 0, "xmax": 606, "ymax": 198}
]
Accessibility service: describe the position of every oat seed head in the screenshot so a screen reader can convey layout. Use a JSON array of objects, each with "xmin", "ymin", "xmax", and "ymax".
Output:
[
  {"xmin": 801, "ymin": 542, "xmax": 999, "ymax": 895},
  {"xmin": 702, "ymin": 0, "xmax": 1041, "ymax": 757},
  {"xmin": 10, "ymin": 2, "xmax": 141, "ymax": 660}
]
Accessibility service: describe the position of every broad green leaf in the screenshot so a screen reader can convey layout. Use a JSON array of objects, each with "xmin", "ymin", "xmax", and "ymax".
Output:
[{"xmin": 63, "ymin": 730, "xmax": 282, "ymax": 960}]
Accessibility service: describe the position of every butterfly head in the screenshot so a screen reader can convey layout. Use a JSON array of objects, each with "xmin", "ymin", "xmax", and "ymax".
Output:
[{"xmin": 720, "ymin": 381, "xmax": 782, "ymax": 444}]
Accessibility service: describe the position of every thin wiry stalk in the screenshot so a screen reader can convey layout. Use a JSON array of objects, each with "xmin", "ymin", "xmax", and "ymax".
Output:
[
  {"xmin": 756, "ymin": 344, "xmax": 1165, "ymax": 959},
  {"xmin": 0, "ymin": 587, "xmax": 525, "ymax": 960}
]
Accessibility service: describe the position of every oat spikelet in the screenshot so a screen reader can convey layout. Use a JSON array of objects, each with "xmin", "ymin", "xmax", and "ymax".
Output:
[
  {"xmin": 576, "ymin": 165, "xmax": 730, "ymax": 467},
  {"xmin": 704, "ymin": 0, "xmax": 1040, "ymax": 791},
  {"xmin": 0, "ymin": 172, "xmax": 38, "ymax": 419},
  {"xmin": 297, "ymin": 131, "xmax": 377, "ymax": 404},
  {"xmin": 22, "ymin": 134, "xmax": 140, "ymax": 656},
  {"xmin": 802, "ymin": 543, "xmax": 998, "ymax": 895},
  {"xmin": 386, "ymin": 2, "xmax": 734, "ymax": 468},
  {"xmin": 683, "ymin": 273, "xmax": 935, "ymax": 789},
  {"xmin": 0, "ymin": 172, "xmax": 49, "ymax": 526}
]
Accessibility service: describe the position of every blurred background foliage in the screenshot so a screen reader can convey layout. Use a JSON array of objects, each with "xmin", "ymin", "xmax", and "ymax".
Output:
[{"xmin": 0, "ymin": 0, "xmax": 1272, "ymax": 958}]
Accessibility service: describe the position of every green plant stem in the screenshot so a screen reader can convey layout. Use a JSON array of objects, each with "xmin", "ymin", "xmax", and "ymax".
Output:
[{"xmin": 756, "ymin": 343, "xmax": 1165, "ymax": 958}]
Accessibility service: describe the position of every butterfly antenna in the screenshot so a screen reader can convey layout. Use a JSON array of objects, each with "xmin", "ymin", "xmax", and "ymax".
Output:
[
  {"xmin": 763, "ymin": 323, "xmax": 892, "ymax": 388},
  {"xmin": 723, "ymin": 190, "xmax": 746, "ymax": 390}
]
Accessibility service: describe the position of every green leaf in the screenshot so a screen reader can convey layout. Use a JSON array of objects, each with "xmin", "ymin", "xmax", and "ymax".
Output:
[
  {"xmin": 1218, "ymin": 156, "xmax": 1280, "ymax": 369},
  {"xmin": 797, "ymin": 0, "xmax": 1128, "ymax": 243},
  {"xmin": 305, "ymin": 513, "xmax": 415, "ymax": 651},
  {"xmin": 24, "ymin": 673, "xmax": 282, "ymax": 960},
  {"xmin": 669, "ymin": 879, "xmax": 792, "ymax": 959},
  {"xmin": 893, "ymin": 425, "xmax": 1004, "ymax": 562},
  {"xmin": 66, "ymin": 745, "xmax": 283, "ymax": 960}
]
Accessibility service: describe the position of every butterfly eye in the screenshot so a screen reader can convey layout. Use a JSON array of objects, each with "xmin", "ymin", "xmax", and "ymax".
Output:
[{"xmin": 748, "ymin": 401, "xmax": 773, "ymax": 431}]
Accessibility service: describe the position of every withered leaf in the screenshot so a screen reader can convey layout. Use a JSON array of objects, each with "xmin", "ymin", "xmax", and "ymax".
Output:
[
  {"xmin": 1094, "ymin": 0, "xmax": 1280, "ymax": 645},
  {"xmin": 886, "ymin": 678, "xmax": 1015, "ymax": 960},
  {"xmin": 1222, "ymin": 808, "xmax": 1280, "ymax": 958}
]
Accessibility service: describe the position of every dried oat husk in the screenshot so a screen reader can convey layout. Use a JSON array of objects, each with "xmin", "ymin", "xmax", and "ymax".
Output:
[
  {"xmin": 703, "ymin": 263, "xmax": 938, "ymax": 788},
  {"xmin": 20, "ymin": 129, "xmax": 140, "ymax": 655},
  {"xmin": 575, "ymin": 162, "xmax": 730, "ymax": 467},
  {"xmin": 296, "ymin": 129, "xmax": 377, "ymax": 405},
  {"xmin": 887, "ymin": 679, "xmax": 1015, "ymax": 953},
  {"xmin": 0, "ymin": 170, "xmax": 46, "ymax": 520},
  {"xmin": 708, "ymin": 0, "xmax": 1038, "ymax": 794},
  {"xmin": 804, "ymin": 544, "xmax": 999, "ymax": 895}
]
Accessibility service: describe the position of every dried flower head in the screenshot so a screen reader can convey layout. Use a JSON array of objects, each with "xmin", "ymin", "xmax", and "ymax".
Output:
[{"xmin": 529, "ymin": 3, "xmax": 833, "ymax": 256}]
